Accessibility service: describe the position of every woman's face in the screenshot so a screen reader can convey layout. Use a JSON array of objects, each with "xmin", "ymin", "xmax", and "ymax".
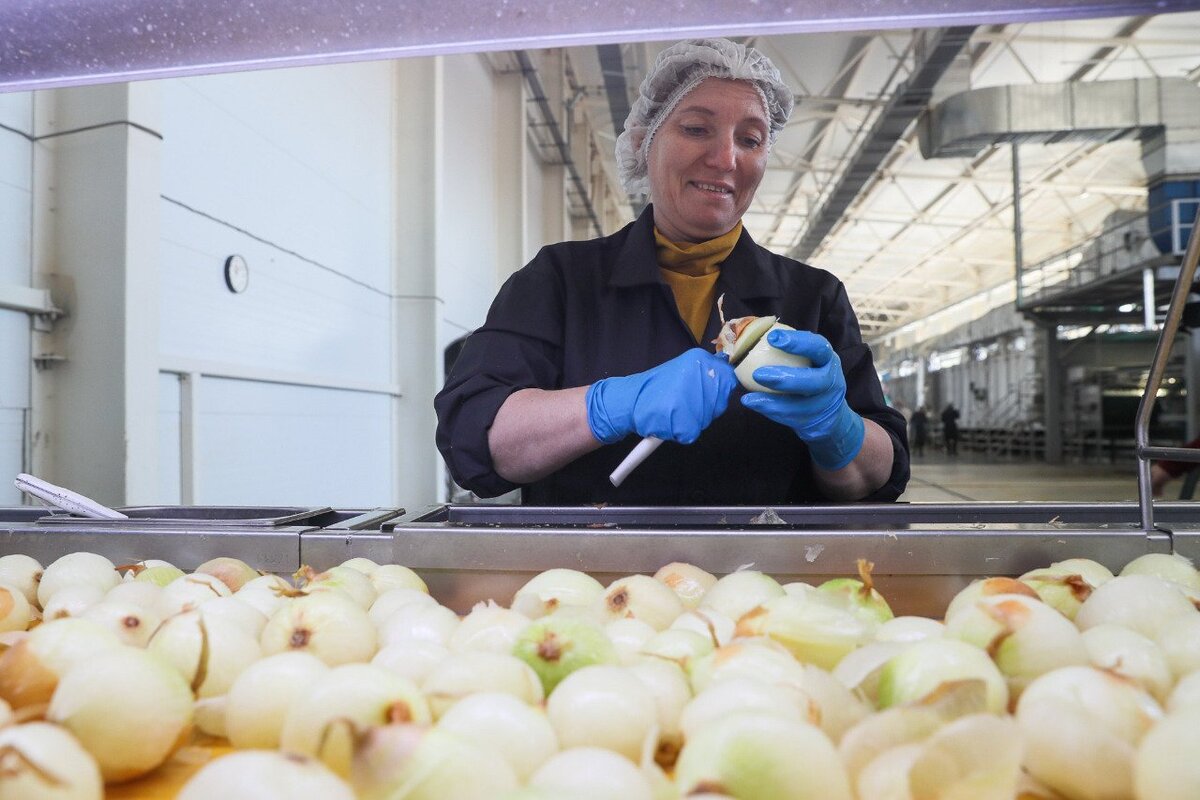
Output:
[{"xmin": 646, "ymin": 78, "xmax": 771, "ymax": 243}]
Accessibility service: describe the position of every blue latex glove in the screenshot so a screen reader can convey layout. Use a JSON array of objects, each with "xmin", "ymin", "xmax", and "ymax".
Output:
[
  {"xmin": 741, "ymin": 329, "xmax": 866, "ymax": 471},
  {"xmin": 586, "ymin": 348, "xmax": 738, "ymax": 445}
]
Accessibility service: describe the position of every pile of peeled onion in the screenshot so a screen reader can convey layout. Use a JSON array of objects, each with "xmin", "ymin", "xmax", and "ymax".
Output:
[{"xmin": 0, "ymin": 549, "xmax": 1199, "ymax": 799}]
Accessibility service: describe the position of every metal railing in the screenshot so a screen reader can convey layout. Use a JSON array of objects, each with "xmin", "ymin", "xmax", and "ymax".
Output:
[{"xmin": 1136, "ymin": 205, "xmax": 1200, "ymax": 532}]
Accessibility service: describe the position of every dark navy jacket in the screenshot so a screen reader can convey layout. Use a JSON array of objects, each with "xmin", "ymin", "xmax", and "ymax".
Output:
[{"xmin": 435, "ymin": 207, "xmax": 909, "ymax": 505}]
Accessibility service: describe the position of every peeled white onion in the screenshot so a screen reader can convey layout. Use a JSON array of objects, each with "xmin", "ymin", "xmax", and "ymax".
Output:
[
  {"xmin": 0, "ymin": 554, "xmax": 43, "ymax": 607},
  {"xmin": 626, "ymin": 657, "xmax": 691, "ymax": 766},
  {"xmin": 1016, "ymin": 665, "xmax": 1163, "ymax": 799},
  {"xmin": 594, "ymin": 575, "xmax": 685, "ymax": 631},
  {"xmin": 831, "ymin": 640, "xmax": 909, "ymax": 703},
  {"xmin": 855, "ymin": 713, "xmax": 1023, "ymax": 800},
  {"xmin": 546, "ymin": 665, "xmax": 657, "ymax": 762},
  {"xmin": 194, "ymin": 556, "xmax": 259, "ymax": 593},
  {"xmin": 681, "ymin": 676, "xmax": 815, "ymax": 741},
  {"xmin": 377, "ymin": 602, "xmax": 460, "ymax": 648},
  {"xmin": 669, "ymin": 607, "xmax": 736, "ymax": 647},
  {"xmin": 368, "ymin": 587, "xmax": 438, "ymax": 627},
  {"xmin": 41, "ymin": 584, "xmax": 104, "ymax": 621},
  {"xmin": 37, "ymin": 553, "xmax": 120, "ymax": 609},
  {"xmin": 148, "ymin": 610, "xmax": 262, "ymax": 711},
  {"xmin": 339, "ymin": 556, "xmax": 381, "ymax": 575},
  {"xmin": 605, "ymin": 618, "xmax": 657, "ymax": 664},
  {"xmin": 512, "ymin": 615, "xmax": 619, "ymax": 696},
  {"xmin": 944, "ymin": 577, "xmax": 1039, "ymax": 623},
  {"xmin": 298, "ymin": 564, "xmax": 378, "ymax": 610},
  {"xmin": 1134, "ymin": 711, "xmax": 1200, "ymax": 800},
  {"xmin": 675, "ymin": 711, "xmax": 852, "ymax": 799},
  {"xmin": 158, "ymin": 572, "xmax": 233, "ymax": 617},
  {"xmin": 81, "ymin": 599, "xmax": 162, "ymax": 647},
  {"xmin": 1168, "ymin": 670, "xmax": 1200, "ymax": 715},
  {"xmin": 177, "ymin": 750, "xmax": 355, "ymax": 800},
  {"xmin": 735, "ymin": 594, "xmax": 873, "ymax": 670},
  {"xmin": 0, "ymin": 721, "xmax": 104, "ymax": 799},
  {"xmin": 1157, "ymin": 614, "xmax": 1200, "ymax": 681},
  {"xmin": 653, "ymin": 562, "xmax": 716, "ymax": 610},
  {"xmin": 280, "ymin": 663, "xmax": 431, "ymax": 777},
  {"xmin": 197, "ymin": 595, "xmax": 268, "ymax": 639},
  {"xmin": 699, "ymin": 570, "xmax": 784, "ymax": 623},
  {"xmin": 944, "ymin": 593, "xmax": 1088, "ymax": 698},
  {"xmin": 104, "ymin": 579, "xmax": 164, "ymax": 614},
  {"xmin": 133, "ymin": 564, "xmax": 185, "ymax": 587},
  {"xmin": 1019, "ymin": 558, "xmax": 1114, "ymax": 620},
  {"xmin": 234, "ymin": 574, "xmax": 294, "ymax": 619},
  {"xmin": 371, "ymin": 640, "xmax": 450, "ymax": 683},
  {"xmin": 448, "ymin": 600, "xmax": 530, "ymax": 653},
  {"xmin": 1120, "ymin": 552, "xmax": 1200, "ymax": 591},
  {"xmin": 1075, "ymin": 574, "xmax": 1198, "ymax": 640},
  {"xmin": 875, "ymin": 615, "xmax": 945, "ymax": 643},
  {"xmin": 261, "ymin": 591, "xmax": 377, "ymax": 666},
  {"xmin": 511, "ymin": 569, "xmax": 605, "ymax": 619},
  {"xmin": 639, "ymin": 628, "xmax": 714, "ymax": 669},
  {"xmin": 437, "ymin": 691, "xmax": 559, "ymax": 780},
  {"xmin": 47, "ymin": 645, "xmax": 194, "ymax": 782},
  {"xmin": 876, "ymin": 638, "xmax": 1009, "ymax": 714},
  {"xmin": 369, "ymin": 564, "xmax": 429, "ymax": 595},
  {"xmin": 0, "ymin": 618, "xmax": 122, "ymax": 708},
  {"xmin": 351, "ymin": 724, "xmax": 518, "ymax": 800},
  {"xmin": 0, "ymin": 580, "xmax": 33, "ymax": 633},
  {"xmin": 422, "ymin": 651, "xmax": 543, "ymax": 718},
  {"xmin": 688, "ymin": 638, "xmax": 807, "ymax": 694},
  {"xmin": 528, "ymin": 747, "xmax": 654, "ymax": 800},
  {"xmin": 1082, "ymin": 623, "xmax": 1173, "ymax": 703},
  {"xmin": 224, "ymin": 651, "xmax": 330, "ymax": 749}
]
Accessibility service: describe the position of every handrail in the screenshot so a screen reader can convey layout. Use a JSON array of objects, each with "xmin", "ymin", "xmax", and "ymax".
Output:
[{"xmin": 1135, "ymin": 204, "xmax": 1200, "ymax": 533}]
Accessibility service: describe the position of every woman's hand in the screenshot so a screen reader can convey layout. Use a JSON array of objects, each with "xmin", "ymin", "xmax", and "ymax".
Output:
[
  {"xmin": 740, "ymin": 330, "xmax": 865, "ymax": 471},
  {"xmin": 586, "ymin": 348, "xmax": 738, "ymax": 444}
]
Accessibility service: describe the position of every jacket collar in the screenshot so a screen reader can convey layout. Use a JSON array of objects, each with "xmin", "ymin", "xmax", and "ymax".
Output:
[{"xmin": 608, "ymin": 204, "xmax": 784, "ymax": 307}]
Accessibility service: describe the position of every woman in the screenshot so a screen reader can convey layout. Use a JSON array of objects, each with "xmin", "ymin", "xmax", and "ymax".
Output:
[{"xmin": 436, "ymin": 38, "xmax": 909, "ymax": 505}]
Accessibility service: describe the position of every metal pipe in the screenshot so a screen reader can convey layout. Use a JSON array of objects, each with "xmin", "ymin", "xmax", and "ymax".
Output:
[
  {"xmin": 1143, "ymin": 267, "xmax": 1156, "ymax": 330},
  {"xmin": 515, "ymin": 50, "xmax": 603, "ymax": 238},
  {"xmin": 1012, "ymin": 142, "xmax": 1025, "ymax": 309},
  {"xmin": 1136, "ymin": 205, "xmax": 1200, "ymax": 532}
]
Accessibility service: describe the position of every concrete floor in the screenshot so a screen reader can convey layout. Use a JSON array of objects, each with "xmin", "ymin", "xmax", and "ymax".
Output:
[{"xmin": 901, "ymin": 453, "xmax": 1146, "ymax": 503}]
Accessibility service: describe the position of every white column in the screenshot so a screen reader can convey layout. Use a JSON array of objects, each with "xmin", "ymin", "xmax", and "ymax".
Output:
[
  {"xmin": 31, "ymin": 82, "xmax": 161, "ymax": 506},
  {"xmin": 393, "ymin": 57, "xmax": 444, "ymax": 507},
  {"xmin": 494, "ymin": 66, "xmax": 526, "ymax": 285}
]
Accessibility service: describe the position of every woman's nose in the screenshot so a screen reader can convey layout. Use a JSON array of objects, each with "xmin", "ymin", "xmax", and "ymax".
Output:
[{"xmin": 705, "ymin": 134, "xmax": 737, "ymax": 170}]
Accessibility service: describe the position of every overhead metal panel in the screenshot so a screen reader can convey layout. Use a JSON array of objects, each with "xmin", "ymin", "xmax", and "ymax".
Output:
[{"xmin": 2, "ymin": 1, "xmax": 1194, "ymax": 93}]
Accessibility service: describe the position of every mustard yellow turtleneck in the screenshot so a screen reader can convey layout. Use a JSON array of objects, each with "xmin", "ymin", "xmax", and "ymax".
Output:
[{"xmin": 655, "ymin": 222, "xmax": 742, "ymax": 343}]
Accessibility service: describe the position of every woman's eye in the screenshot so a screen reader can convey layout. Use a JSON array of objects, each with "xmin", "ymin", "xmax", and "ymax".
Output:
[
  {"xmin": 682, "ymin": 125, "xmax": 707, "ymax": 136},
  {"xmin": 741, "ymin": 136, "xmax": 764, "ymax": 149}
]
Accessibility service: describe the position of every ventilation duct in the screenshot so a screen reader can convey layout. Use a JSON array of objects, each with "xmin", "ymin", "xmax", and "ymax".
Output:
[{"xmin": 919, "ymin": 77, "xmax": 1200, "ymax": 253}]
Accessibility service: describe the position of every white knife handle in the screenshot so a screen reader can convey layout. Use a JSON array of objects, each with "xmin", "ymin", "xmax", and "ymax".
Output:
[
  {"xmin": 14, "ymin": 473, "xmax": 128, "ymax": 519},
  {"xmin": 609, "ymin": 437, "xmax": 663, "ymax": 487}
]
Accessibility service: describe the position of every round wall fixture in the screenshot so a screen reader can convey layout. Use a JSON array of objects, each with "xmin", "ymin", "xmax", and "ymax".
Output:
[{"xmin": 224, "ymin": 255, "xmax": 250, "ymax": 293}]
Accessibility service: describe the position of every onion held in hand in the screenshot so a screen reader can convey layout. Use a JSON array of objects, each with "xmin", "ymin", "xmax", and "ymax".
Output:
[{"xmin": 712, "ymin": 299, "xmax": 810, "ymax": 393}]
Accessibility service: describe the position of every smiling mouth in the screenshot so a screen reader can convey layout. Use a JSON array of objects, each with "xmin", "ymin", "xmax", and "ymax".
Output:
[{"xmin": 692, "ymin": 181, "xmax": 734, "ymax": 197}]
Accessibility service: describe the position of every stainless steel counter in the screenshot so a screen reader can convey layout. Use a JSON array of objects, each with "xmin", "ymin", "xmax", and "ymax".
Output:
[{"xmin": 4, "ymin": 501, "xmax": 1193, "ymax": 617}]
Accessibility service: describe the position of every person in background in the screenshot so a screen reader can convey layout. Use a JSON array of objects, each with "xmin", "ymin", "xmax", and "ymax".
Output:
[
  {"xmin": 1150, "ymin": 435, "xmax": 1200, "ymax": 498},
  {"xmin": 435, "ymin": 38, "xmax": 909, "ymax": 505},
  {"xmin": 910, "ymin": 406, "xmax": 928, "ymax": 457},
  {"xmin": 941, "ymin": 403, "xmax": 960, "ymax": 456}
]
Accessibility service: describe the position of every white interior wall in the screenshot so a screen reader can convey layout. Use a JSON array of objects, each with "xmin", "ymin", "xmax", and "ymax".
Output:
[
  {"xmin": 4, "ymin": 52, "xmax": 574, "ymax": 510},
  {"xmin": 157, "ymin": 62, "xmax": 399, "ymax": 507},
  {"xmin": 0, "ymin": 93, "xmax": 32, "ymax": 505}
]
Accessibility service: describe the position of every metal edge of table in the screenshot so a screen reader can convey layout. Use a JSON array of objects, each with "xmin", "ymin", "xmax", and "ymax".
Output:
[
  {"xmin": 411, "ymin": 501, "xmax": 1200, "ymax": 527},
  {"xmin": 300, "ymin": 525, "xmax": 1170, "ymax": 576},
  {"xmin": 0, "ymin": 523, "xmax": 310, "ymax": 573}
]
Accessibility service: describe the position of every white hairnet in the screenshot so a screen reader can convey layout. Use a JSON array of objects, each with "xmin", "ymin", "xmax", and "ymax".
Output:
[{"xmin": 615, "ymin": 38, "xmax": 795, "ymax": 196}]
